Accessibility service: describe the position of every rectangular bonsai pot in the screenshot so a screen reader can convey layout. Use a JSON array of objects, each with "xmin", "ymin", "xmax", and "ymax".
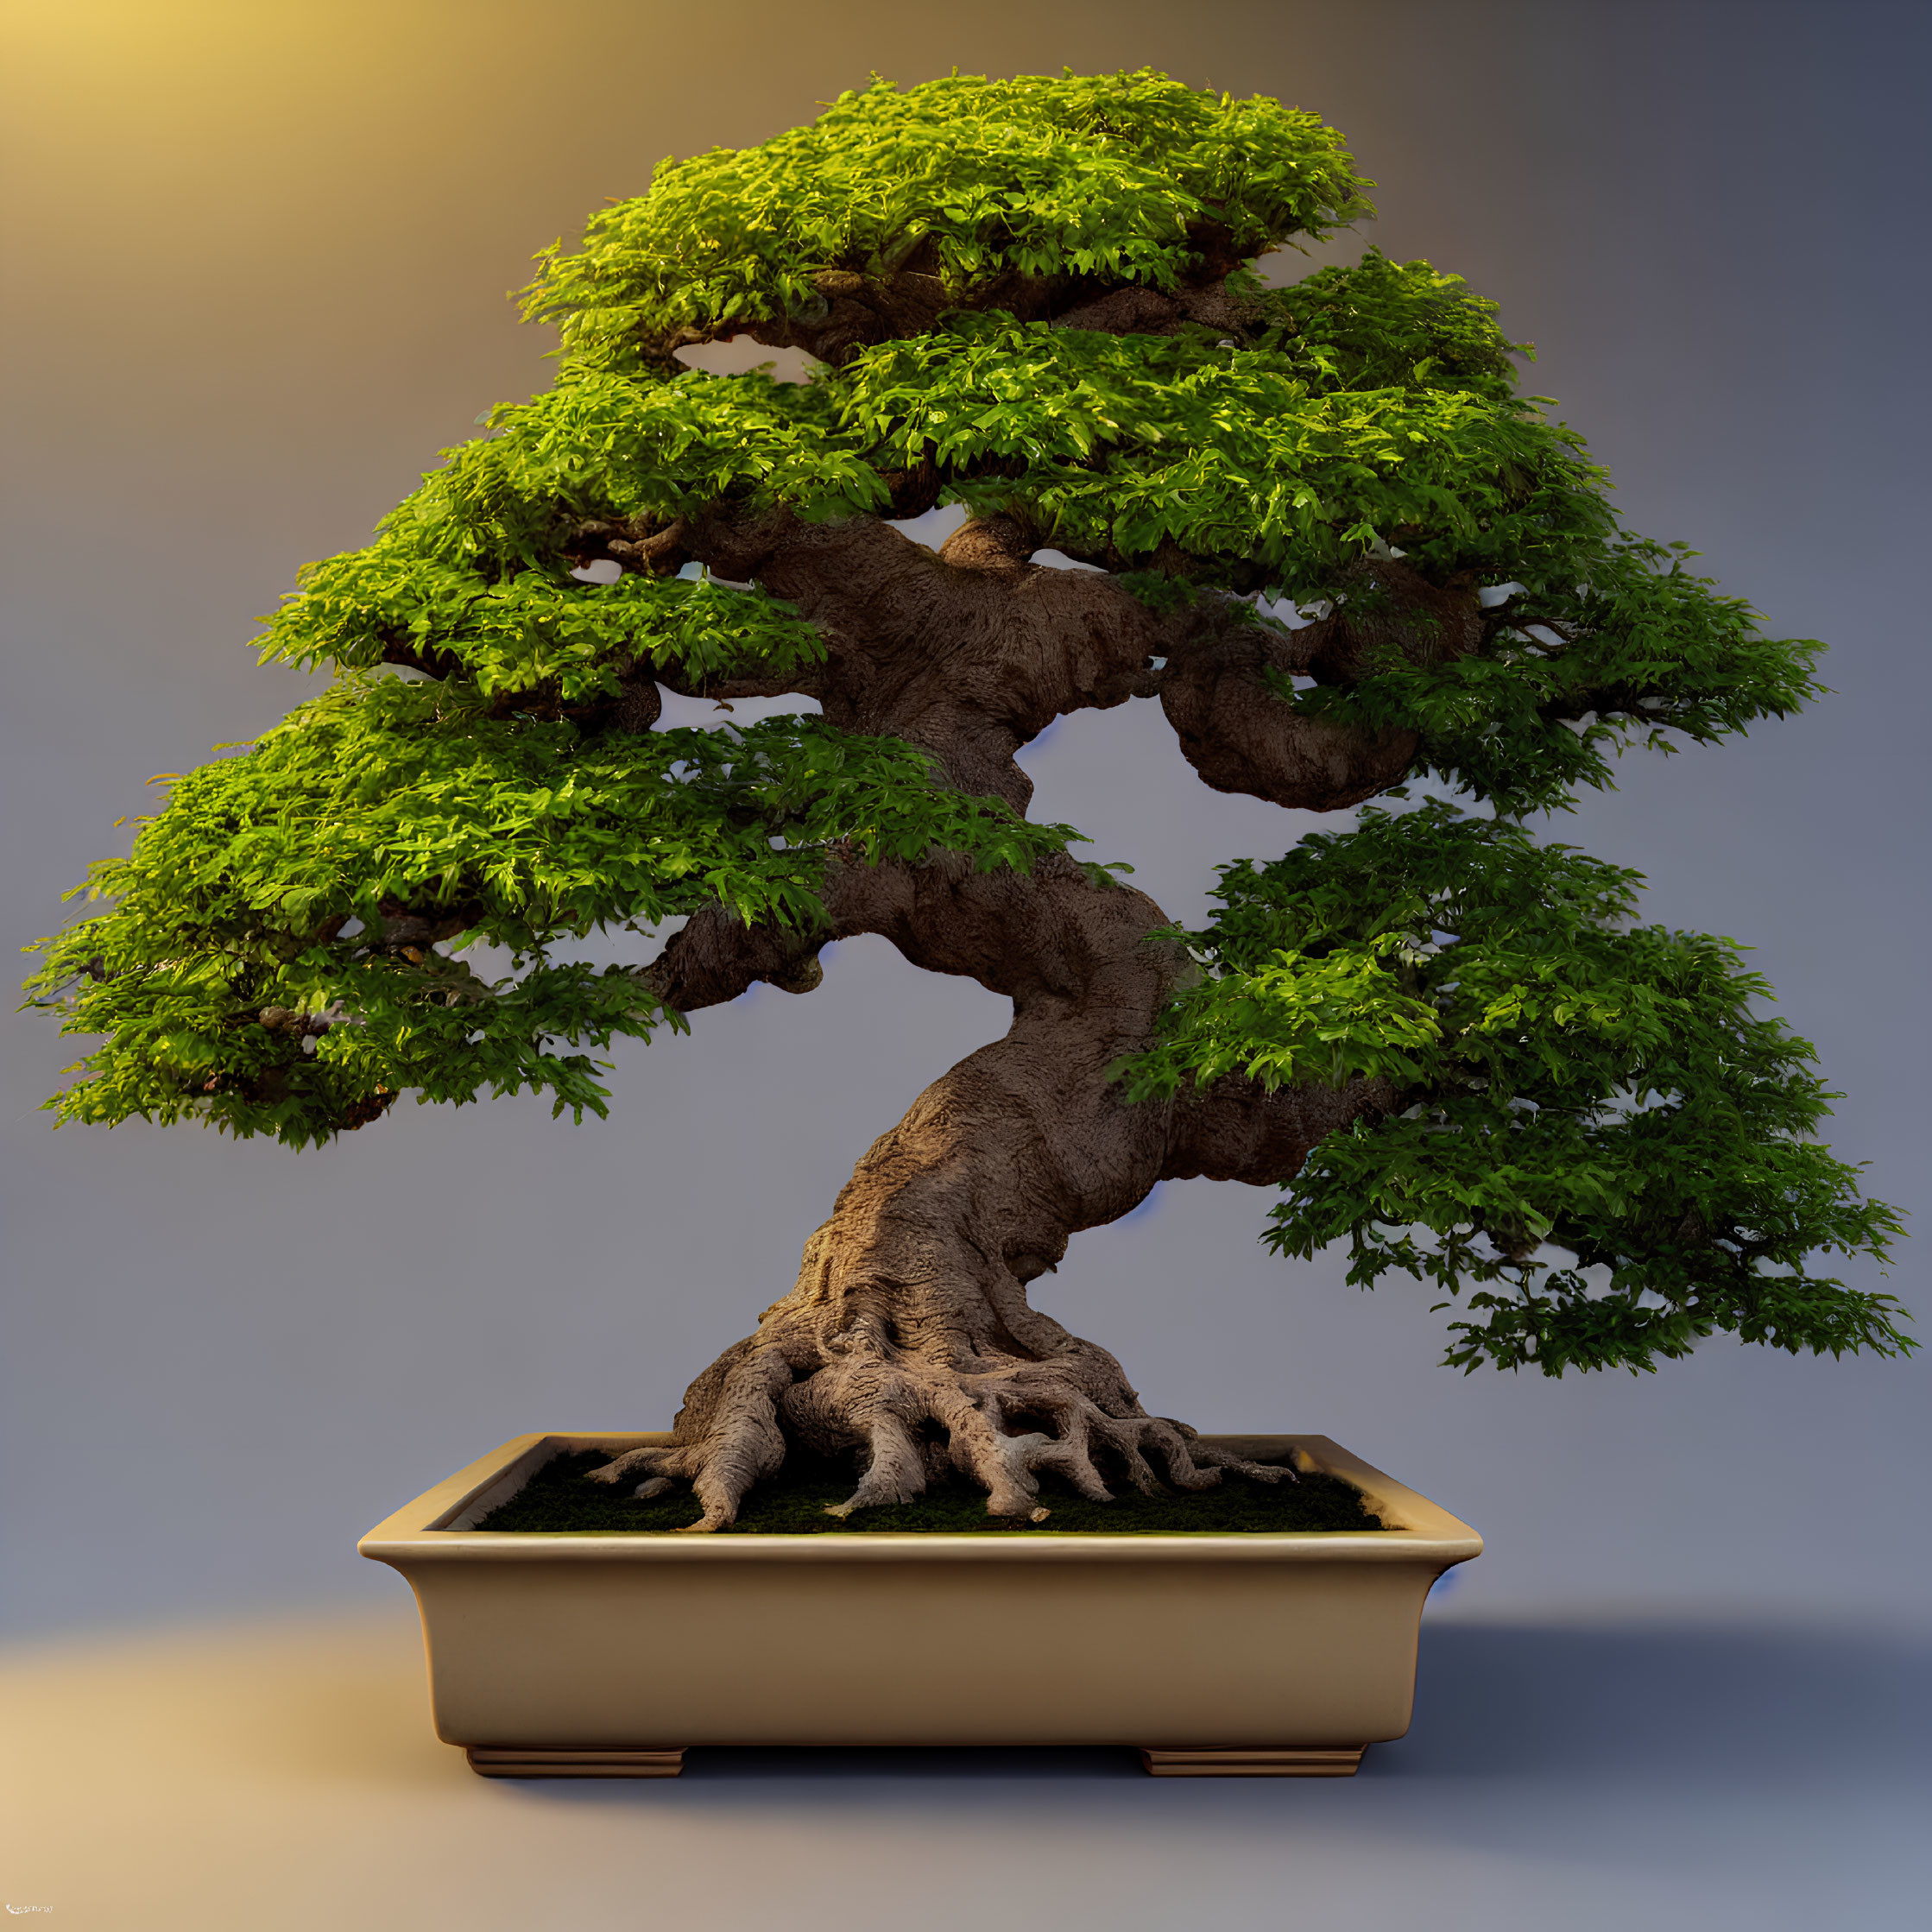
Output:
[{"xmin": 359, "ymin": 1432, "xmax": 1481, "ymax": 1777}]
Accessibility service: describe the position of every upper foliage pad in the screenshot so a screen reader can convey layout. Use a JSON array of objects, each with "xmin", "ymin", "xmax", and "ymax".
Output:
[
  {"xmin": 524, "ymin": 70, "xmax": 1373, "ymax": 365},
  {"xmin": 836, "ymin": 294, "xmax": 1591, "ymax": 587}
]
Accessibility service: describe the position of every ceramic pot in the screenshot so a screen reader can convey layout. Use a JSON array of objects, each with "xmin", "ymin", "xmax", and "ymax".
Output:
[{"xmin": 359, "ymin": 1432, "xmax": 1481, "ymax": 1777}]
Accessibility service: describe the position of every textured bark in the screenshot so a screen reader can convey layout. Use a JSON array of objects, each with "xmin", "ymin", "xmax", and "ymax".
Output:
[
  {"xmin": 596, "ymin": 852, "xmax": 1398, "ymax": 1529},
  {"xmin": 566, "ymin": 509, "xmax": 1475, "ymax": 1528}
]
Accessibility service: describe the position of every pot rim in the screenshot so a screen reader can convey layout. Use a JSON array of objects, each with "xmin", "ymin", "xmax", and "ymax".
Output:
[{"xmin": 359, "ymin": 1432, "xmax": 1484, "ymax": 1569}]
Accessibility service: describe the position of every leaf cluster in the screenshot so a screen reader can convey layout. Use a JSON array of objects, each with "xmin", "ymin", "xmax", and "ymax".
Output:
[
  {"xmin": 1123, "ymin": 803, "xmax": 1909, "ymax": 1375},
  {"xmin": 271, "ymin": 540, "xmax": 829, "ymax": 702},
  {"xmin": 259, "ymin": 362, "xmax": 880, "ymax": 694},
  {"xmin": 523, "ymin": 70, "xmax": 1373, "ymax": 365},
  {"xmin": 27, "ymin": 680, "xmax": 1076, "ymax": 1144},
  {"xmin": 834, "ymin": 290, "xmax": 1593, "ymax": 592},
  {"xmin": 1293, "ymin": 539, "xmax": 1826, "ymax": 816}
]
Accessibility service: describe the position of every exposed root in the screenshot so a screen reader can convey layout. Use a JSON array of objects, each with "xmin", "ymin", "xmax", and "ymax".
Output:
[{"xmin": 589, "ymin": 1317, "xmax": 1295, "ymax": 1531}]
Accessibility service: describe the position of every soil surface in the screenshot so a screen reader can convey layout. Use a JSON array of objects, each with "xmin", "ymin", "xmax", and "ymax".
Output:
[{"xmin": 472, "ymin": 1449, "xmax": 1390, "ymax": 1534}]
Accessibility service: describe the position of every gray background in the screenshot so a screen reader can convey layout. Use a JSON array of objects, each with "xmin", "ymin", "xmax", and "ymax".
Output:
[{"xmin": 3, "ymin": 3, "xmax": 1926, "ymax": 1925}]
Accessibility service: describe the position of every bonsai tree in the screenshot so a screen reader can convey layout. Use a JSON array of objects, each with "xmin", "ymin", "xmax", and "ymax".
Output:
[{"xmin": 28, "ymin": 72, "xmax": 1909, "ymax": 1531}]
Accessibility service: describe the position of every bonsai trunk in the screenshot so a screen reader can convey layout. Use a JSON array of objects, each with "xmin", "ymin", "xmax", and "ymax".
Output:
[
  {"xmin": 573, "ymin": 512, "xmax": 1468, "ymax": 1528},
  {"xmin": 591, "ymin": 852, "xmax": 1392, "ymax": 1531}
]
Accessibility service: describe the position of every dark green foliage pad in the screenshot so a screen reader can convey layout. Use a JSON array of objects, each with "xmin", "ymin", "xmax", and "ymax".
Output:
[
  {"xmin": 474, "ymin": 1449, "xmax": 1387, "ymax": 1535},
  {"xmin": 1124, "ymin": 800, "xmax": 1910, "ymax": 1374}
]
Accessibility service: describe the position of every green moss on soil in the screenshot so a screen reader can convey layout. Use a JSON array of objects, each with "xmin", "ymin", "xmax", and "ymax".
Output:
[{"xmin": 472, "ymin": 1448, "xmax": 1389, "ymax": 1535}]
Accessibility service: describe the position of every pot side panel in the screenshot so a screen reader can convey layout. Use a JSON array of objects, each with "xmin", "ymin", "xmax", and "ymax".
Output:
[{"xmin": 407, "ymin": 1556, "xmax": 1434, "ymax": 1748}]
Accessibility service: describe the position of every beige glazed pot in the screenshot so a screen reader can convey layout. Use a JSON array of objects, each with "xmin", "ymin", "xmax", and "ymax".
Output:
[{"xmin": 359, "ymin": 1431, "xmax": 1481, "ymax": 1778}]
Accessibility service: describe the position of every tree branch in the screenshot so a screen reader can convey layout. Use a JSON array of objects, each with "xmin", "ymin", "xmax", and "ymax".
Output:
[
  {"xmin": 1160, "ymin": 1071, "xmax": 1400, "ymax": 1187},
  {"xmin": 643, "ymin": 254, "xmax": 1267, "ymax": 373},
  {"xmin": 653, "ymin": 508, "xmax": 1468, "ymax": 818}
]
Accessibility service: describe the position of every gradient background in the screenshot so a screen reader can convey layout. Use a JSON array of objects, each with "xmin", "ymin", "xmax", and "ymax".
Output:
[{"xmin": 2, "ymin": 3, "xmax": 1926, "ymax": 1926}]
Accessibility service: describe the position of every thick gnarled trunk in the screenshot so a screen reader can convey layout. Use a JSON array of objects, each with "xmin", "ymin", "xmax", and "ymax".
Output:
[
  {"xmin": 578, "ymin": 511, "xmax": 1465, "ymax": 1528},
  {"xmin": 593, "ymin": 853, "xmax": 1392, "ymax": 1529}
]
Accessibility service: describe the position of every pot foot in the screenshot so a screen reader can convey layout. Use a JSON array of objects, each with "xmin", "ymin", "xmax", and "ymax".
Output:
[
  {"xmin": 465, "ymin": 1746, "xmax": 686, "ymax": 1778},
  {"xmin": 1140, "ymin": 1745, "xmax": 1367, "ymax": 1777}
]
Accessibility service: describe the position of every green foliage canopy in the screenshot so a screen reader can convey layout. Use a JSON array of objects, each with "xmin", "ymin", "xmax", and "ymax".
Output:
[{"xmin": 26, "ymin": 70, "xmax": 1904, "ymax": 1373}]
